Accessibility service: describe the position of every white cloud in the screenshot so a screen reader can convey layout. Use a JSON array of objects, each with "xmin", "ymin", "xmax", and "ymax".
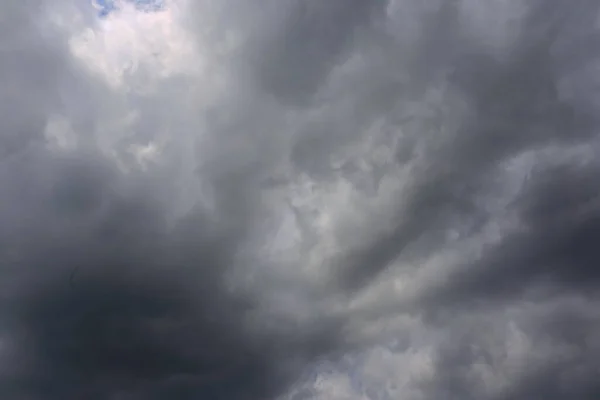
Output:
[{"xmin": 69, "ymin": 1, "xmax": 201, "ymax": 89}]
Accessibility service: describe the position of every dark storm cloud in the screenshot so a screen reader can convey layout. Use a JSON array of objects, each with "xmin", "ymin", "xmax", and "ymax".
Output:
[
  {"xmin": 3, "ymin": 0, "xmax": 600, "ymax": 399},
  {"xmin": 399, "ymin": 2, "xmax": 600, "ymax": 305},
  {"xmin": 0, "ymin": 148, "xmax": 341, "ymax": 399},
  {"xmin": 417, "ymin": 297, "xmax": 600, "ymax": 400},
  {"xmin": 313, "ymin": 1, "xmax": 600, "ymax": 398},
  {"xmin": 253, "ymin": 0, "xmax": 386, "ymax": 105},
  {"xmin": 0, "ymin": 2, "xmax": 343, "ymax": 399},
  {"xmin": 426, "ymin": 159, "xmax": 600, "ymax": 306},
  {"xmin": 335, "ymin": 0, "xmax": 600, "ymax": 292}
]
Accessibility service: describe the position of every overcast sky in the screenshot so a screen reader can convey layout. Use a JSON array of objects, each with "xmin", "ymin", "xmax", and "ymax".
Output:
[{"xmin": 1, "ymin": 0, "xmax": 600, "ymax": 399}]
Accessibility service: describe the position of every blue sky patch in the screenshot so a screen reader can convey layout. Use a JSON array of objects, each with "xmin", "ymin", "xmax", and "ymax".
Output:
[{"xmin": 93, "ymin": 0, "xmax": 165, "ymax": 17}]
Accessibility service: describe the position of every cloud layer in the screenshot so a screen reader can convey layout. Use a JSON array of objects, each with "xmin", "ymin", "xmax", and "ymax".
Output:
[{"xmin": 1, "ymin": 0, "xmax": 600, "ymax": 399}]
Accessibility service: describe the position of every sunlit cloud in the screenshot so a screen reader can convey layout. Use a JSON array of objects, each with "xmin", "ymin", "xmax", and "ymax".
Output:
[{"xmin": 71, "ymin": 0, "xmax": 200, "ymax": 89}]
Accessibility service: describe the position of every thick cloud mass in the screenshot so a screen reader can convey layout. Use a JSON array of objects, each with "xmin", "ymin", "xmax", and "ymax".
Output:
[{"xmin": 2, "ymin": 0, "xmax": 600, "ymax": 399}]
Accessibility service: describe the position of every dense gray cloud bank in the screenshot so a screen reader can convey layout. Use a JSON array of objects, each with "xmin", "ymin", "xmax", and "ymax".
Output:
[{"xmin": 1, "ymin": 0, "xmax": 600, "ymax": 399}]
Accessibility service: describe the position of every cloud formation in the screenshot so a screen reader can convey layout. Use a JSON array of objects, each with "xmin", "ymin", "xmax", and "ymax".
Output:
[{"xmin": 1, "ymin": 0, "xmax": 600, "ymax": 399}]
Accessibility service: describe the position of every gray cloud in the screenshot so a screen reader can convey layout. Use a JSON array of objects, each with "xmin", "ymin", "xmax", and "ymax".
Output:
[
  {"xmin": 2, "ymin": 0, "xmax": 600, "ymax": 399},
  {"xmin": 253, "ymin": 0, "xmax": 386, "ymax": 105},
  {"xmin": 0, "ymin": 148, "xmax": 341, "ymax": 399}
]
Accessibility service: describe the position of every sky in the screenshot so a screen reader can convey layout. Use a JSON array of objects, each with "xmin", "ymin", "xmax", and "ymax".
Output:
[
  {"xmin": 93, "ymin": 0, "xmax": 165, "ymax": 16},
  {"xmin": 1, "ymin": 0, "xmax": 600, "ymax": 399}
]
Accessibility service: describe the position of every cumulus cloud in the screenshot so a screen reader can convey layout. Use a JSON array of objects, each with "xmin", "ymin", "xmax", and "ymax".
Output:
[{"xmin": 1, "ymin": 0, "xmax": 600, "ymax": 399}]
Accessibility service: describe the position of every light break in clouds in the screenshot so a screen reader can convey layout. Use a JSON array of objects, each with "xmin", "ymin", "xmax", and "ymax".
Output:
[{"xmin": 1, "ymin": 0, "xmax": 600, "ymax": 399}]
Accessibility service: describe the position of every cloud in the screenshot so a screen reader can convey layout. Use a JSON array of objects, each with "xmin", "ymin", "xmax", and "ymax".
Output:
[{"xmin": 2, "ymin": 0, "xmax": 600, "ymax": 399}]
